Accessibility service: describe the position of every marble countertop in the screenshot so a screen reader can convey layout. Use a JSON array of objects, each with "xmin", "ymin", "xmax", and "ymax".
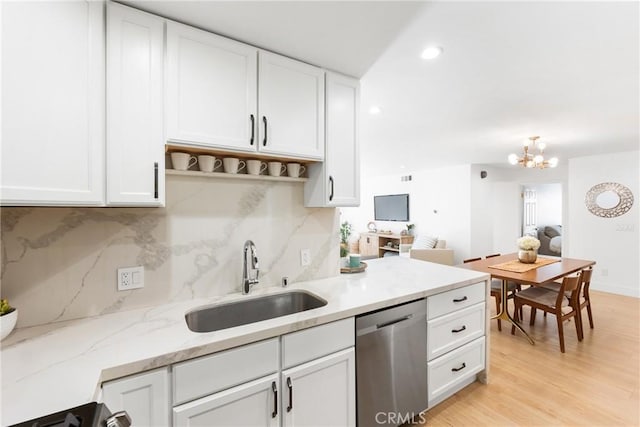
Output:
[{"xmin": 0, "ymin": 257, "xmax": 488, "ymax": 425}]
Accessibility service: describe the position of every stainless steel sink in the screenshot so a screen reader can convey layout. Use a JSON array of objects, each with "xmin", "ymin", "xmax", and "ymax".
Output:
[{"xmin": 185, "ymin": 290, "xmax": 328, "ymax": 333}]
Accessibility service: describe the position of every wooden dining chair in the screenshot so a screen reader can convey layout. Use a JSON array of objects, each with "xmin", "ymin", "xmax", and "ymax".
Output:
[
  {"xmin": 485, "ymin": 253, "xmax": 519, "ymax": 331},
  {"xmin": 511, "ymin": 274, "xmax": 582, "ymax": 353},
  {"xmin": 540, "ymin": 267, "xmax": 594, "ymax": 339}
]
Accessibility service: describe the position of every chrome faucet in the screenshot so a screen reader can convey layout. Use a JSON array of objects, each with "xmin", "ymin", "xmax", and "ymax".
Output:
[{"xmin": 242, "ymin": 240, "xmax": 260, "ymax": 294}]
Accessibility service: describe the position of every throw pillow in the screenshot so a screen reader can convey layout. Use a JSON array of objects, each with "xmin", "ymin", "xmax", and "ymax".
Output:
[{"xmin": 413, "ymin": 235, "xmax": 438, "ymax": 249}]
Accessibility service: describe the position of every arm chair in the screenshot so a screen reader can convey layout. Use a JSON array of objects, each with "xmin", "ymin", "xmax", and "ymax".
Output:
[{"xmin": 512, "ymin": 274, "xmax": 582, "ymax": 353}]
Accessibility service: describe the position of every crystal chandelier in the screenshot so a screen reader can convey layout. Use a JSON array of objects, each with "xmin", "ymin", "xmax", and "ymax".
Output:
[{"xmin": 508, "ymin": 136, "xmax": 558, "ymax": 169}]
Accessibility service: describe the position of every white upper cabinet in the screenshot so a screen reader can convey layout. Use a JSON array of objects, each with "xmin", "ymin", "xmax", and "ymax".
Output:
[
  {"xmin": 304, "ymin": 72, "xmax": 360, "ymax": 207},
  {"xmin": 165, "ymin": 24, "xmax": 324, "ymax": 160},
  {"xmin": 258, "ymin": 51, "xmax": 325, "ymax": 160},
  {"xmin": 166, "ymin": 22, "xmax": 258, "ymax": 151},
  {"xmin": 1, "ymin": 1, "xmax": 105, "ymax": 206},
  {"xmin": 107, "ymin": 3, "xmax": 165, "ymax": 206}
]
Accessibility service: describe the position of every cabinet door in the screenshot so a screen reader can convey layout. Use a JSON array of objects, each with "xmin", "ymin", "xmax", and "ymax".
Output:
[
  {"xmin": 304, "ymin": 72, "xmax": 359, "ymax": 207},
  {"xmin": 258, "ymin": 51, "xmax": 324, "ymax": 160},
  {"xmin": 359, "ymin": 234, "xmax": 379, "ymax": 257},
  {"xmin": 102, "ymin": 368, "xmax": 170, "ymax": 427},
  {"xmin": 107, "ymin": 3, "xmax": 164, "ymax": 206},
  {"xmin": 173, "ymin": 374, "xmax": 279, "ymax": 427},
  {"xmin": 325, "ymin": 73, "xmax": 359, "ymax": 206},
  {"xmin": 281, "ymin": 348, "xmax": 355, "ymax": 427},
  {"xmin": 1, "ymin": 1, "xmax": 105, "ymax": 206},
  {"xmin": 166, "ymin": 22, "xmax": 257, "ymax": 151}
]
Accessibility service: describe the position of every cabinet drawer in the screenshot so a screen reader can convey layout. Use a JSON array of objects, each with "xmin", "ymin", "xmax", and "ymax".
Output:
[
  {"xmin": 427, "ymin": 282, "xmax": 485, "ymax": 320},
  {"xmin": 282, "ymin": 318, "xmax": 354, "ymax": 369},
  {"xmin": 427, "ymin": 337, "xmax": 485, "ymax": 405},
  {"xmin": 427, "ymin": 303, "xmax": 485, "ymax": 360},
  {"xmin": 173, "ymin": 338, "xmax": 278, "ymax": 405}
]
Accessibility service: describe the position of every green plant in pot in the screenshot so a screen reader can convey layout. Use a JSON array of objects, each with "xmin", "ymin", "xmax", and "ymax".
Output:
[
  {"xmin": 339, "ymin": 221, "xmax": 352, "ymax": 266},
  {"xmin": 406, "ymin": 223, "xmax": 415, "ymax": 235},
  {"xmin": 1, "ymin": 298, "xmax": 18, "ymax": 341},
  {"xmin": 1, "ymin": 299, "xmax": 14, "ymax": 316}
]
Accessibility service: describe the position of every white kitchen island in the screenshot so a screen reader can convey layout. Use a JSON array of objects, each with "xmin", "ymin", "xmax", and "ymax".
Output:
[{"xmin": 0, "ymin": 257, "xmax": 489, "ymax": 425}]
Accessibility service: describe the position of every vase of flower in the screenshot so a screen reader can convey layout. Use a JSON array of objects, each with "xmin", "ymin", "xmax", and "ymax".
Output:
[{"xmin": 516, "ymin": 235, "xmax": 541, "ymax": 264}]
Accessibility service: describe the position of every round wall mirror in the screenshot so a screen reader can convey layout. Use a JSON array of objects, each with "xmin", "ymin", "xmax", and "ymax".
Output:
[
  {"xmin": 585, "ymin": 182, "xmax": 634, "ymax": 218},
  {"xmin": 595, "ymin": 190, "xmax": 621, "ymax": 209}
]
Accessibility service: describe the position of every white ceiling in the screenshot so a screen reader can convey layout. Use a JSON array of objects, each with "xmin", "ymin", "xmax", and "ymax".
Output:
[
  {"xmin": 360, "ymin": 1, "xmax": 640, "ymax": 173},
  {"xmin": 125, "ymin": 1, "xmax": 639, "ymax": 174}
]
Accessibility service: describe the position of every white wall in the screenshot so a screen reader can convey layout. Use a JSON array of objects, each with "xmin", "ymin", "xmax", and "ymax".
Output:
[
  {"xmin": 1, "ymin": 176, "xmax": 339, "ymax": 327},
  {"xmin": 341, "ymin": 164, "xmax": 472, "ymax": 263},
  {"xmin": 567, "ymin": 150, "xmax": 639, "ymax": 297}
]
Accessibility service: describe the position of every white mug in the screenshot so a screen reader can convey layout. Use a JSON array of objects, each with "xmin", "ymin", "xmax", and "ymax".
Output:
[
  {"xmin": 268, "ymin": 161, "xmax": 287, "ymax": 177},
  {"xmin": 171, "ymin": 152, "xmax": 197, "ymax": 171},
  {"xmin": 223, "ymin": 158, "xmax": 246, "ymax": 174},
  {"xmin": 247, "ymin": 159, "xmax": 268, "ymax": 176},
  {"xmin": 287, "ymin": 163, "xmax": 306, "ymax": 178},
  {"xmin": 198, "ymin": 155, "xmax": 222, "ymax": 173}
]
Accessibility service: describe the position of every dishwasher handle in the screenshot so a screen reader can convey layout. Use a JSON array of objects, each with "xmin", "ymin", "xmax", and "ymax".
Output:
[{"xmin": 376, "ymin": 314, "xmax": 412, "ymax": 329}]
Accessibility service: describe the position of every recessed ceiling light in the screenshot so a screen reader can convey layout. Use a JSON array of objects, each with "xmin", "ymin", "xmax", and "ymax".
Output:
[
  {"xmin": 369, "ymin": 106, "xmax": 381, "ymax": 115},
  {"xmin": 421, "ymin": 46, "xmax": 443, "ymax": 60}
]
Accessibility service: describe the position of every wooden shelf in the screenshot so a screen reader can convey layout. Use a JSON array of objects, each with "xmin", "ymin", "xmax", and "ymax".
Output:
[
  {"xmin": 166, "ymin": 169, "xmax": 308, "ymax": 183},
  {"xmin": 379, "ymin": 247, "xmax": 400, "ymax": 252},
  {"xmin": 166, "ymin": 142, "xmax": 321, "ymax": 165}
]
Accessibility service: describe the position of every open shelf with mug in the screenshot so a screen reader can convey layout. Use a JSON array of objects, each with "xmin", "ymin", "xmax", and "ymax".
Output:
[{"xmin": 165, "ymin": 143, "xmax": 313, "ymax": 182}]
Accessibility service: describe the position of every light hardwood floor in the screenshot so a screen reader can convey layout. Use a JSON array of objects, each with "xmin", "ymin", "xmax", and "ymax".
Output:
[{"xmin": 422, "ymin": 290, "xmax": 640, "ymax": 426}]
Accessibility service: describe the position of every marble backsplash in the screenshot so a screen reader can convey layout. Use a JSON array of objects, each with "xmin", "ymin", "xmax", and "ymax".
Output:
[{"xmin": 0, "ymin": 175, "xmax": 339, "ymax": 328}]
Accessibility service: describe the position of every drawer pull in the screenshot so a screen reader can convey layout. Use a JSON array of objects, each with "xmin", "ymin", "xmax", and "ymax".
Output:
[
  {"xmin": 153, "ymin": 162, "xmax": 159, "ymax": 199},
  {"xmin": 271, "ymin": 381, "xmax": 277, "ymax": 418},
  {"xmin": 262, "ymin": 116, "xmax": 268, "ymax": 146},
  {"xmin": 451, "ymin": 362, "xmax": 466, "ymax": 372},
  {"xmin": 250, "ymin": 114, "xmax": 255, "ymax": 145},
  {"xmin": 452, "ymin": 296, "xmax": 468, "ymax": 303},
  {"xmin": 451, "ymin": 325, "xmax": 467, "ymax": 333},
  {"xmin": 286, "ymin": 377, "xmax": 293, "ymax": 412}
]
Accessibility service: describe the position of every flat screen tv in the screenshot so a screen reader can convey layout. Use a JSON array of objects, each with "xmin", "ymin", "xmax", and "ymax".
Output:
[{"xmin": 374, "ymin": 194, "xmax": 410, "ymax": 222}]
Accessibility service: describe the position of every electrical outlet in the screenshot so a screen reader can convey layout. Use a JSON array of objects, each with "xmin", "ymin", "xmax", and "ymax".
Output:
[
  {"xmin": 117, "ymin": 266, "xmax": 144, "ymax": 291},
  {"xmin": 300, "ymin": 249, "xmax": 311, "ymax": 266}
]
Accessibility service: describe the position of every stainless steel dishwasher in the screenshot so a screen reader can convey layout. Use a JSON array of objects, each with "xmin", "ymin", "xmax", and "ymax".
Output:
[{"xmin": 356, "ymin": 299, "xmax": 427, "ymax": 426}]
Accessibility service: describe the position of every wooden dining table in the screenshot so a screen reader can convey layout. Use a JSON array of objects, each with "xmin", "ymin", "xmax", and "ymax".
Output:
[{"xmin": 457, "ymin": 253, "xmax": 596, "ymax": 344}]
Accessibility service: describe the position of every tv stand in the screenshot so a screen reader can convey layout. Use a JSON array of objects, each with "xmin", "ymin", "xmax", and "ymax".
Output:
[{"xmin": 359, "ymin": 233, "xmax": 414, "ymax": 258}]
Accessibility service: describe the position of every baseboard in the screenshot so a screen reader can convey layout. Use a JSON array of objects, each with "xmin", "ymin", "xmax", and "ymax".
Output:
[{"xmin": 590, "ymin": 282, "xmax": 640, "ymax": 298}]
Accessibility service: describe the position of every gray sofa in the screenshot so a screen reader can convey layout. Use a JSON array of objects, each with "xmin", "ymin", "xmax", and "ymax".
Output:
[{"xmin": 537, "ymin": 225, "xmax": 562, "ymax": 256}]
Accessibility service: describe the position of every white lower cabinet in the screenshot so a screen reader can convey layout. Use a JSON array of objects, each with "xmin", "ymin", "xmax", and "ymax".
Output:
[
  {"xmin": 173, "ymin": 374, "xmax": 279, "ymax": 427},
  {"xmin": 102, "ymin": 319, "xmax": 356, "ymax": 427},
  {"xmin": 102, "ymin": 367, "xmax": 171, "ymax": 427},
  {"xmin": 281, "ymin": 348, "xmax": 355, "ymax": 427},
  {"xmin": 426, "ymin": 282, "xmax": 488, "ymax": 409}
]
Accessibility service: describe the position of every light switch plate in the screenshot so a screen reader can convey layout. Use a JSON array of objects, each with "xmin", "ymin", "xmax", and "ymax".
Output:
[
  {"xmin": 117, "ymin": 266, "xmax": 144, "ymax": 291},
  {"xmin": 300, "ymin": 249, "xmax": 311, "ymax": 266}
]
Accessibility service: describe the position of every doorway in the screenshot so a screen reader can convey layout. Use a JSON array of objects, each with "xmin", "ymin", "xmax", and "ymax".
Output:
[{"xmin": 521, "ymin": 183, "xmax": 562, "ymax": 256}]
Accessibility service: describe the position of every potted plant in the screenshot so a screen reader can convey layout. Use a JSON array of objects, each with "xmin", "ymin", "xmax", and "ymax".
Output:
[
  {"xmin": 340, "ymin": 221, "xmax": 352, "ymax": 267},
  {"xmin": 1, "ymin": 298, "xmax": 18, "ymax": 341},
  {"xmin": 406, "ymin": 224, "xmax": 415, "ymax": 236},
  {"xmin": 517, "ymin": 235, "xmax": 541, "ymax": 264}
]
